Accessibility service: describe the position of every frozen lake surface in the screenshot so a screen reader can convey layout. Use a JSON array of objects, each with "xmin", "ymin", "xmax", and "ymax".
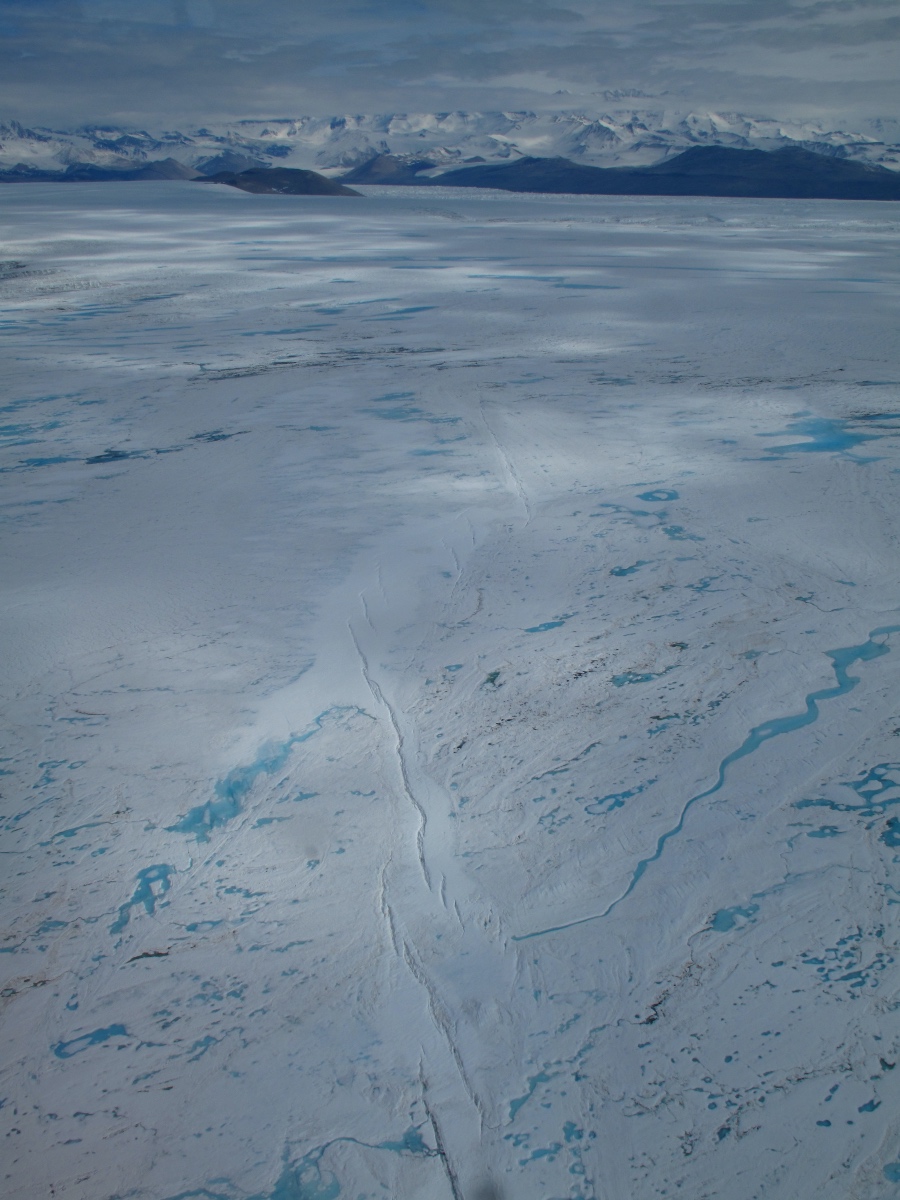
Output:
[{"xmin": 2, "ymin": 182, "xmax": 900, "ymax": 1200}]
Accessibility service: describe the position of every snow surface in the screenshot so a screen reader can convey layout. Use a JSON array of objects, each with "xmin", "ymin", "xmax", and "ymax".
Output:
[
  {"xmin": 2, "ymin": 181, "xmax": 900, "ymax": 1200},
  {"xmin": 2, "ymin": 109, "xmax": 899, "ymax": 177}
]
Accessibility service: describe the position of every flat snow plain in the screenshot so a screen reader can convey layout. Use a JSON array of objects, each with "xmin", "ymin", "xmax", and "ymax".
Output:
[{"xmin": 2, "ymin": 182, "xmax": 900, "ymax": 1200}]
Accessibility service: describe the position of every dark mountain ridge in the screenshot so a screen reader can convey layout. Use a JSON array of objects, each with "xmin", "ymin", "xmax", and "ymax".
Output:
[
  {"xmin": 199, "ymin": 167, "xmax": 361, "ymax": 196},
  {"xmin": 341, "ymin": 145, "xmax": 900, "ymax": 200},
  {"xmin": 340, "ymin": 153, "xmax": 438, "ymax": 185},
  {"xmin": 0, "ymin": 157, "xmax": 199, "ymax": 182},
  {"xmin": 4, "ymin": 144, "xmax": 897, "ymax": 200},
  {"xmin": 434, "ymin": 146, "xmax": 900, "ymax": 199}
]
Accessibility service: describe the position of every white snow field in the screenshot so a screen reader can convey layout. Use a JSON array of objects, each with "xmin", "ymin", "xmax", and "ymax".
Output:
[{"xmin": 1, "ymin": 183, "xmax": 900, "ymax": 1200}]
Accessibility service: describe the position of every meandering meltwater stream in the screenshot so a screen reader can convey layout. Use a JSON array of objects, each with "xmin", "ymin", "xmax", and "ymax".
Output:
[{"xmin": 517, "ymin": 623, "xmax": 900, "ymax": 940}]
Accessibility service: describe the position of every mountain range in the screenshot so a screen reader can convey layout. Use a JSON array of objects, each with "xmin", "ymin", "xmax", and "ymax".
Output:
[
  {"xmin": 429, "ymin": 146, "xmax": 900, "ymax": 201},
  {"xmin": 2, "ymin": 110, "xmax": 899, "ymax": 183},
  {"xmin": 207, "ymin": 146, "xmax": 900, "ymax": 201}
]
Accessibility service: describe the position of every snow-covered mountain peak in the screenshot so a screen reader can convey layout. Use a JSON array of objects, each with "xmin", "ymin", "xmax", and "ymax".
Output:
[{"xmin": 1, "ymin": 109, "xmax": 897, "ymax": 178}]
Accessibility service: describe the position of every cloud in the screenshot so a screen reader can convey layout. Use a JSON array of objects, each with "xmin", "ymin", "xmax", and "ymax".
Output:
[{"xmin": 0, "ymin": 0, "xmax": 897, "ymax": 125}]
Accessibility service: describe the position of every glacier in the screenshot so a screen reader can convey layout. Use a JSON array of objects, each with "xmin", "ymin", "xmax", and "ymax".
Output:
[{"xmin": 1, "ymin": 181, "xmax": 900, "ymax": 1199}]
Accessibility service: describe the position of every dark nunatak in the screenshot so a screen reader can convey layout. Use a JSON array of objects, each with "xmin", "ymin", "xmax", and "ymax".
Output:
[{"xmin": 200, "ymin": 167, "xmax": 362, "ymax": 196}]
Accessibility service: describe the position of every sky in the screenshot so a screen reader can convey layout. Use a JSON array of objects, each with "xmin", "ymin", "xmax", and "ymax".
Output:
[{"xmin": 1, "ymin": 0, "xmax": 898, "ymax": 129}]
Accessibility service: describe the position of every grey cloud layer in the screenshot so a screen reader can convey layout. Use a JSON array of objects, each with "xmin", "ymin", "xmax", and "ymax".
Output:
[{"xmin": 1, "ymin": 0, "xmax": 897, "ymax": 124}]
